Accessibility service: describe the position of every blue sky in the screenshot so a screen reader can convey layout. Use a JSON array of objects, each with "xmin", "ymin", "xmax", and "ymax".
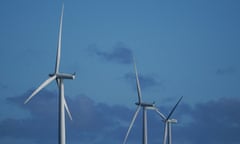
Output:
[{"xmin": 0, "ymin": 0, "xmax": 240, "ymax": 144}]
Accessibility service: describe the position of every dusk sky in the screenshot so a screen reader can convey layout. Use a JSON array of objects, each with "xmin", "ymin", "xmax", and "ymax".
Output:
[{"xmin": 1, "ymin": 0, "xmax": 240, "ymax": 144}]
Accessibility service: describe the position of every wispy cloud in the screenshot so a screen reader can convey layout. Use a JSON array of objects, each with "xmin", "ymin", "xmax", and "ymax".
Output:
[
  {"xmin": 90, "ymin": 43, "xmax": 133, "ymax": 64},
  {"xmin": 124, "ymin": 72, "xmax": 161, "ymax": 90},
  {"xmin": 0, "ymin": 83, "xmax": 8, "ymax": 89},
  {"xmin": 1, "ymin": 90, "xmax": 240, "ymax": 144},
  {"xmin": 216, "ymin": 66, "xmax": 237, "ymax": 75}
]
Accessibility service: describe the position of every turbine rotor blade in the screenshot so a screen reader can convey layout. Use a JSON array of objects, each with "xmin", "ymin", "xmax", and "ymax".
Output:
[
  {"xmin": 123, "ymin": 106, "xmax": 141, "ymax": 144},
  {"xmin": 55, "ymin": 4, "xmax": 64, "ymax": 73},
  {"xmin": 64, "ymin": 97, "xmax": 72, "ymax": 120},
  {"xmin": 133, "ymin": 58, "xmax": 142, "ymax": 104},
  {"xmin": 56, "ymin": 78, "xmax": 60, "ymax": 87},
  {"xmin": 166, "ymin": 96, "xmax": 183, "ymax": 120},
  {"xmin": 24, "ymin": 75, "xmax": 56, "ymax": 104},
  {"xmin": 154, "ymin": 108, "xmax": 166, "ymax": 120}
]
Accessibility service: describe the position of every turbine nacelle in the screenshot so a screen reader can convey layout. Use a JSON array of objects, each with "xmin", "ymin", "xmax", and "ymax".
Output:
[
  {"xmin": 164, "ymin": 119, "xmax": 178, "ymax": 123},
  {"xmin": 135, "ymin": 102, "xmax": 155, "ymax": 108},
  {"xmin": 49, "ymin": 73, "xmax": 75, "ymax": 80}
]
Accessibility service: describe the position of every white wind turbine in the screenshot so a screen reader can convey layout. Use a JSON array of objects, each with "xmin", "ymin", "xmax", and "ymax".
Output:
[
  {"xmin": 24, "ymin": 4, "xmax": 75, "ymax": 144},
  {"xmin": 155, "ymin": 96, "xmax": 183, "ymax": 144},
  {"xmin": 123, "ymin": 59, "xmax": 156, "ymax": 144}
]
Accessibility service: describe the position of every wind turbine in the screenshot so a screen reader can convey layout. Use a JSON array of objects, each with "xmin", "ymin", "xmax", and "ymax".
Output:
[
  {"xmin": 24, "ymin": 4, "xmax": 75, "ymax": 144},
  {"xmin": 123, "ymin": 59, "xmax": 156, "ymax": 144},
  {"xmin": 155, "ymin": 96, "xmax": 183, "ymax": 144}
]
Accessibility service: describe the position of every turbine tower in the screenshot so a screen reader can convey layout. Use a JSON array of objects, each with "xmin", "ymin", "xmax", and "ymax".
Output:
[
  {"xmin": 24, "ymin": 4, "xmax": 75, "ymax": 144},
  {"xmin": 123, "ymin": 59, "xmax": 155, "ymax": 144},
  {"xmin": 155, "ymin": 96, "xmax": 183, "ymax": 144}
]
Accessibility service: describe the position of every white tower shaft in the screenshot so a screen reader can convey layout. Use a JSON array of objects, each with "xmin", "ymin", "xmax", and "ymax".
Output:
[
  {"xmin": 143, "ymin": 107, "xmax": 148, "ymax": 144},
  {"xmin": 59, "ymin": 79, "xmax": 66, "ymax": 144},
  {"xmin": 168, "ymin": 123, "xmax": 172, "ymax": 144}
]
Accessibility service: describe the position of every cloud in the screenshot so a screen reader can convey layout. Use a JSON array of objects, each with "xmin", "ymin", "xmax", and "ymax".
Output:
[
  {"xmin": 0, "ymin": 90, "xmax": 132, "ymax": 144},
  {"xmin": 124, "ymin": 72, "xmax": 161, "ymax": 90},
  {"xmin": 216, "ymin": 66, "xmax": 237, "ymax": 75},
  {"xmin": 174, "ymin": 97, "xmax": 240, "ymax": 144},
  {"xmin": 1, "ymin": 90, "xmax": 240, "ymax": 144},
  {"xmin": 91, "ymin": 42, "xmax": 133, "ymax": 64}
]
